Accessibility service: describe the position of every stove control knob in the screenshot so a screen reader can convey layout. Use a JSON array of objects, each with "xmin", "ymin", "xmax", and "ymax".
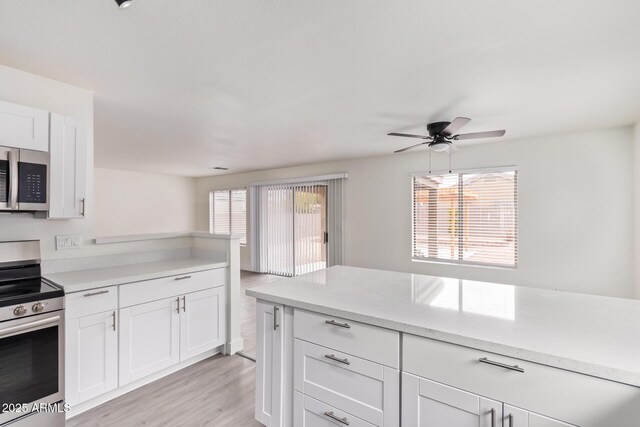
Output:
[
  {"xmin": 13, "ymin": 306, "xmax": 27, "ymax": 316},
  {"xmin": 32, "ymin": 302, "xmax": 44, "ymax": 313}
]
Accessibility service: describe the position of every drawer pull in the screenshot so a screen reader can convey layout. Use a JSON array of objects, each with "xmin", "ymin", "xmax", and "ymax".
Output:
[
  {"xmin": 324, "ymin": 319, "xmax": 351, "ymax": 329},
  {"xmin": 83, "ymin": 290, "xmax": 109, "ymax": 297},
  {"xmin": 479, "ymin": 357, "xmax": 525, "ymax": 373},
  {"xmin": 323, "ymin": 411, "xmax": 349, "ymax": 425},
  {"xmin": 174, "ymin": 275, "xmax": 192, "ymax": 281},
  {"xmin": 324, "ymin": 354, "xmax": 350, "ymax": 365}
]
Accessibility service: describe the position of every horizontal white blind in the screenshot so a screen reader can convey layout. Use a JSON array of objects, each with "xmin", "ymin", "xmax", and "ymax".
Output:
[
  {"xmin": 412, "ymin": 170, "xmax": 517, "ymax": 267},
  {"xmin": 209, "ymin": 189, "xmax": 246, "ymax": 244}
]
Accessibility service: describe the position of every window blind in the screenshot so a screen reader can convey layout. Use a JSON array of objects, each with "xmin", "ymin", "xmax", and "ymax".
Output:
[
  {"xmin": 412, "ymin": 169, "xmax": 517, "ymax": 267},
  {"xmin": 209, "ymin": 189, "xmax": 246, "ymax": 244}
]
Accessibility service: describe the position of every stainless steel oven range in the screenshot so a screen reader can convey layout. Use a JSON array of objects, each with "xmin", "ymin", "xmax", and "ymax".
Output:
[{"xmin": 0, "ymin": 252, "xmax": 64, "ymax": 427}]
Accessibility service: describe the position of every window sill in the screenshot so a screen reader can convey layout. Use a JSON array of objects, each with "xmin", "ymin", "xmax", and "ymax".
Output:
[{"xmin": 411, "ymin": 257, "xmax": 517, "ymax": 271}]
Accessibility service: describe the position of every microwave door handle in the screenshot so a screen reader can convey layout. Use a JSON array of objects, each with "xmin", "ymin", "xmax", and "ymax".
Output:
[{"xmin": 7, "ymin": 149, "xmax": 18, "ymax": 210}]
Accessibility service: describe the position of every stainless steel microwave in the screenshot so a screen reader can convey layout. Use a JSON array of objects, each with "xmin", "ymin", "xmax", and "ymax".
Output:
[{"xmin": 0, "ymin": 146, "xmax": 49, "ymax": 212}]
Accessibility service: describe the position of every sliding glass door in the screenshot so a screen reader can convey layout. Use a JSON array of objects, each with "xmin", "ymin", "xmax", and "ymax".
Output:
[{"xmin": 261, "ymin": 183, "xmax": 328, "ymax": 277}]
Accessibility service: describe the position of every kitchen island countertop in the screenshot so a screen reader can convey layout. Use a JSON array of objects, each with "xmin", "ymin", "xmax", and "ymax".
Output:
[{"xmin": 247, "ymin": 265, "xmax": 640, "ymax": 387}]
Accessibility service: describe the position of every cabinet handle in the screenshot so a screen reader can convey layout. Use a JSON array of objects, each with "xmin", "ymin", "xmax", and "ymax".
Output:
[
  {"xmin": 111, "ymin": 311, "xmax": 116, "ymax": 331},
  {"xmin": 324, "ymin": 319, "xmax": 350, "ymax": 329},
  {"xmin": 182, "ymin": 296, "xmax": 186, "ymax": 312},
  {"xmin": 324, "ymin": 354, "xmax": 350, "ymax": 365},
  {"xmin": 176, "ymin": 297, "xmax": 181, "ymax": 314},
  {"xmin": 80, "ymin": 198, "xmax": 86, "ymax": 217},
  {"xmin": 174, "ymin": 275, "xmax": 191, "ymax": 281},
  {"xmin": 323, "ymin": 411, "xmax": 349, "ymax": 425},
  {"xmin": 273, "ymin": 306, "xmax": 279, "ymax": 331},
  {"xmin": 507, "ymin": 413, "xmax": 514, "ymax": 427},
  {"xmin": 479, "ymin": 357, "xmax": 525, "ymax": 373},
  {"xmin": 490, "ymin": 408, "xmax": 496, "ymax": 427},
  {"xmin": 83, "ymin": 290, "xmax": 109, "ymax": 297}
]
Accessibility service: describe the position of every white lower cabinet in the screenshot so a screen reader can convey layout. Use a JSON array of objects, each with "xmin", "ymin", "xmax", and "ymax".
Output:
[
  {"xmin": 402, "ymin": 373, "xmax": 573, "ymax": 427},
  {"xmin": 180, "ymin": 287, "xmax": 226, "ymax": 360},
  {"xmin": 119, "ymin": 297, "xmax": 181, "ymax": 386},
  {"xmin": 402, "ymin": 373, "xmax": 500, "ymax": 427},
  {"xmin": 255, "ymin": 301, "xmax": 285, "ymax": 427},
  {"xmin": 66, "ymin": 310, "xmax": 118, "ymax": 406},
  {"xmin": 119, "ymin": 287, "xmax": 226, "ymax": 386},
  {"xmin": 503, "ymin": 406, "xmax": 573, "ymax": 427},
  {"xmin": 295, "ymin": 392, "xmax": 376, "ymax": 427}
]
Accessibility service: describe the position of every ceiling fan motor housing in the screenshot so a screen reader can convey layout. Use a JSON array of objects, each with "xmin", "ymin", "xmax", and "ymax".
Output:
[{"xmin": 427, "ymin": 121, "xmax": 452, "ymax": 136}]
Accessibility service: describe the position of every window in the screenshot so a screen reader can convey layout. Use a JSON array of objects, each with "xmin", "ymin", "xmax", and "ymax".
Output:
[
  {"xmin": 412, "ymin": 169, "xmax": 517, "ymax": 267},
  {"xmin": 209, "ymin": 189, "xmax": 246, "ymax": 244}
]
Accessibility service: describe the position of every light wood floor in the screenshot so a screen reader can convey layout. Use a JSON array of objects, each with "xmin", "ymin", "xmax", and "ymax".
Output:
[{"xmin": 67, "ymin": 271, "xmax": 282, "ymax": 427}]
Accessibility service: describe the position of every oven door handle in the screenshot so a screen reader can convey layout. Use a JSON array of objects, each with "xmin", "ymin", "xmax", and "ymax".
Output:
[
  {"xmin": 0, "ymin": 315, "xmax": 60, "ymax": 339},
  {"xmin": 7, "ymin": 149, "xmax": 18, "ymax": 210}
]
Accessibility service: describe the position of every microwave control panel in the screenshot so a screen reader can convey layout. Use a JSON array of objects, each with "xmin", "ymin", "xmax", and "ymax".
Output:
[{"xmin": 18, "ymin": 162, "xmax": 47, "ymax": 204}]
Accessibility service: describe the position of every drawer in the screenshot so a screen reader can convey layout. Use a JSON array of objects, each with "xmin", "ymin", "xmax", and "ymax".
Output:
[
  {"xmin": 295, "ymin": 392, "xmax": 376, "ymax": 427},
  {"xmin": 403, "ymin": 334, "xmax": 640, "ymax": 427},
  {"xmin": 294, "ymin": 309, "xmax": 399, "ymax": 368},
  {"xmin": 294, "ymin": 339, "xmax": 399, "ymax": 427},
  {"xmin": 119, "ymin": 268, "xmax": 226, "ymax": 308},
  {"xmin": 66, "ymin": 286, "xmax": 118, "ymax": 319}
]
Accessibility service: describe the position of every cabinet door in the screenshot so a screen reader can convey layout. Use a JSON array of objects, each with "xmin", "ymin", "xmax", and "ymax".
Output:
[
  {"xmin": 66, "ymin": 310, "xmax": 118, "ymax": 406},
  {"xmin": 0, "ymin": 100, "xmax": 48, "ymax": 151},
  {"xmin": 119, "ymin": 297, "xmax": 180, "ymax": 386},
  {"xmin": 49, "ymin": 113, "xmax": 88, "ymax": 218},
  {"xmin": 179, "ymin": 287, "xmax": 226, "ymax": 361},
  {"xmin": 503, "ymin": 406, "xmax": 574, "ymax": 427},
  {"xmin": 402, "ymin": 373, "xmax": 501, "ymax": 427},
  {"xmin": 255, "ymin": 301, "xmax": 285, "ymax": 426}
]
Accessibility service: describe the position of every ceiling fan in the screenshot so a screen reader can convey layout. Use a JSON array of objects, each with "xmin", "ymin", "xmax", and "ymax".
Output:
[{"xmin": 388, "ymin": 117, "xmax": 506, "ymax": 153}]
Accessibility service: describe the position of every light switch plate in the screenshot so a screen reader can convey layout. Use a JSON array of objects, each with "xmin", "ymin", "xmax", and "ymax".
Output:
[{"xmin": 55, "ymin": 234, "xmax": 82, "ymax": 250}]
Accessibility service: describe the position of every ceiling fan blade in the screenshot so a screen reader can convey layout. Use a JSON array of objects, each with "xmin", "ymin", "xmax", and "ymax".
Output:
[
  {"xmin": 441, "ymin": 117, "xmax": 471, "ymax": 136},
  {"xmin": 394, "ymin": 141, "xmax": 429, "ymax": 153},
  {"xmin": 387, "ymin": 132, "xmax": 430, "ymax": 139},
  {"xmin": 453, "ymin": 130, "xmax": 506, "ymax": 140}
]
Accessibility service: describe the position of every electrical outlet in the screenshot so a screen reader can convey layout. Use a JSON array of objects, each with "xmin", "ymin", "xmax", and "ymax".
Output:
[{"xmin": 55, "ymin": 234, "xmax": 82, "ymax": 250}]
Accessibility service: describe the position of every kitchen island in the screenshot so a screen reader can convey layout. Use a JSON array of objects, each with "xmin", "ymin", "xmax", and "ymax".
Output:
[{"xmin": 247, "ymin": 265, "xmax": 640, "ymax": 427}]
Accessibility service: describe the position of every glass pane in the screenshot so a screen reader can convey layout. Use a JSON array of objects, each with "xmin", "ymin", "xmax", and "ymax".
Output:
[
  {"xmin": 461, "ymin": 172, "xmax": 517, "ymax": 266},
  {"xmin": 0, "ymin": 326, "xmax": 59, "ymax": 405},
  {"xmin": 413, "ymin": 174, "xmax": 460, "ymax": 261},
  {"xmin": 212, "ymin": 191, "xmax": 230, "ymax": 235}
]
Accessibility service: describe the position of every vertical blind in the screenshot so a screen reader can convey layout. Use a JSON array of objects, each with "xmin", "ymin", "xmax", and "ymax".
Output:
[
  {"xmin": 412, "ymin": 169, "xmax": 517, "ymax": 267},
  {"xmin": 209, "ymin": 189, "xmax": 247, "ymax": 244},
  {"xmin": 249, "ymin": 175, "xmax": 345, "ymax": 277}
]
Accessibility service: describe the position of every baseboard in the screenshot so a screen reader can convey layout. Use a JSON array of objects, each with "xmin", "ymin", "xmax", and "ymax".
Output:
[
  {"xmin": 225, "ymin": 337, "xmax": 244, "ymax": 355},
  {"xmin": 66, "ymin": 346, "xmax": 223, "ymax": 420}
]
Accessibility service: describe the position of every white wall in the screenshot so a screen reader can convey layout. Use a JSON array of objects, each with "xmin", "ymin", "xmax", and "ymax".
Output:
[
  {"xmin": 94, "ymin": 168, "xmax": 196, "ymax": 236},
  {"xmin": 633, "ymin": 121, "xmax": 640, "ymax": 299},
  {"xmin": 195, "ymin": 126, "xmax": 634, "ymax": 298}
]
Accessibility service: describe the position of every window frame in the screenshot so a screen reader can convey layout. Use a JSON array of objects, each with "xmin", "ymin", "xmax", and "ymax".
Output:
[
  {"xmin": 209, "ymin": 188, "xmax": 247, "ymax": 245},
  {"xmin": 410, "ymin": 166, "xmax": 518, "ymax": 269}
]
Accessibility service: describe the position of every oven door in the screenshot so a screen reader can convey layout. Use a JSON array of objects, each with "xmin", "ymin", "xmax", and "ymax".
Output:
[
  {"xmin": 0, "ymin": 311, "xmax": 64, "ymax": 425},
  {"xmin": 0, "ymin": 147, "xmax": 18, "ymax": 211}
]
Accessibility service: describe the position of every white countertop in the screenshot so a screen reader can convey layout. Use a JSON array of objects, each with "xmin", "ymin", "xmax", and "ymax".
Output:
[
  {"xmin": 45, "ymin": 257, "xmax": 228, "ymax": 293},
  {"xmin": 246, "ymin": 265, "xmax": 640, "ymax": 387}
]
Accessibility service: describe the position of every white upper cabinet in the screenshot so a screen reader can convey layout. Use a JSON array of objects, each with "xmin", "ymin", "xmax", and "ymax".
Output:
[
  {"xmin": 49, "ymin": 113, "xmax": 88, "ymax": 218},
  {"xmin": 0, "ymin": 100, "xmax": 49, "ymax": 151}
]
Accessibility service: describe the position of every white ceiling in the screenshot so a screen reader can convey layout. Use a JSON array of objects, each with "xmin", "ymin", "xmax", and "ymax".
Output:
[{"xmin": 0, "ymin": 1, "xmax": 639, "ymax": 177}]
